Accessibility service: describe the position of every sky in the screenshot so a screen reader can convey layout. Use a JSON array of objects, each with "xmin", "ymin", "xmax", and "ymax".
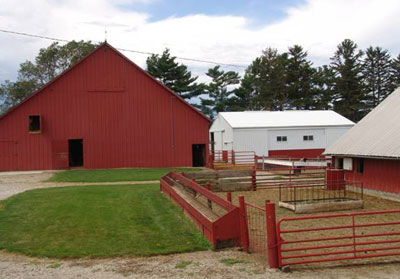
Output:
[{"xmin": 1, "ymin": 0, "xmax": 400, "ymax": 84}]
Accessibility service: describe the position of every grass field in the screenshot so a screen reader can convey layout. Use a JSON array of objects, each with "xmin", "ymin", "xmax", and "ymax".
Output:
[
  {"xmin": 0, "ymin": 184, "xmax": 210, "ymax": 258},
  {"xmin": 47, "ymin": 168, "xmax": 202, "ymax": 183}
]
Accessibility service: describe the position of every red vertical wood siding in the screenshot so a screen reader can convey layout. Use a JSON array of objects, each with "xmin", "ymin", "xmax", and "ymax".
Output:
[
  {"xmin": 334, "ymin": 156, "xmax": 400, "ymax": 194},
  {"xmin": 0, "ymin": 44, "xmax": 210, "ymax": 171}
]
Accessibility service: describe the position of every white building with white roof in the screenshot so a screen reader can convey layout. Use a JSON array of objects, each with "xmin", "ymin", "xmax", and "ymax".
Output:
[{"xmin": 209, "ymin": 110, "xmax": 354, "ymax": 158}]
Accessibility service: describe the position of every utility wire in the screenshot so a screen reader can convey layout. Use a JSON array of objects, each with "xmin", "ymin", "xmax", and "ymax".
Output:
[
  {"xmin": 0, "ymin": 29, "xmax": 69, "ymax": 43},
  {"xmin": 0, "ymin": 28, "xmax": 247, "ymax": 69}
]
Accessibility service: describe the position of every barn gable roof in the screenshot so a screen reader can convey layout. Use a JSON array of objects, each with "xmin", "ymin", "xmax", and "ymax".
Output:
[
  {"xmin": 324, "ymin": 88, "xmax": 400, "ymax": 159},
  {"xmin": 0, "ymin": 42, "xmax": 210, "ymax": 122},
  {"xmin": 217, "ymin": 110, "xmax": 354, "ymax": 129}
]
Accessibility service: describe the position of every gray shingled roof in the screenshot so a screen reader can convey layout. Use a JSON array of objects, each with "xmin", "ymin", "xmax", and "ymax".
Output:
[{"xmin": 324, "ymin": 88, "xmax": 400, "ymax": 159}]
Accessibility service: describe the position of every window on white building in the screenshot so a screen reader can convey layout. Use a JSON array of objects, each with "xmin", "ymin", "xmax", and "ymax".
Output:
[
  {"xmin": 303, "ymin": 135, "xmax": 314, "ymax": 141},
  {"xmin": 277, "ymin": 136, "xmax": 287, "ymax": 142}
]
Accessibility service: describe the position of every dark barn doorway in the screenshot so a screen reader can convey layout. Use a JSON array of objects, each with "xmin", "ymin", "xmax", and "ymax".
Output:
[
  {"xmin": 192, "ymin": 144, "xmax": 206, "ymax": 167},
  {"xmin": 69, "ymin": 139, "xmax": 83, "ymax": 167}
]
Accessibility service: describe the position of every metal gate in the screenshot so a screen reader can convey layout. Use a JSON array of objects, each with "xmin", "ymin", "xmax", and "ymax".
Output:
[
  {"xmin": 277, "ymin": 209, "xmax": 400, "ymax": 267},
  {"xmin": 245, "ymin": 202, "xmax": 268, "ymax": 260},
  {"xmin": 238, "ymin": 196, "xmax": 278, "ymax": 268}
]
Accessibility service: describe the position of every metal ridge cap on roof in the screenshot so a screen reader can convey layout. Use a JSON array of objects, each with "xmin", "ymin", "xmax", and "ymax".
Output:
[{"xmin": 322, "ymin": 152, "xmax": 400, "ymax": 160}]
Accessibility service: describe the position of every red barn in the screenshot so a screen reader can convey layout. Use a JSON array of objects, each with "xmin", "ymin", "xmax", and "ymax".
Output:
[
  {"xmin": 324, "ymin": 88, "xmax": 400, "ymax": 194},
  {"xmin": 0, "ymin": 43, "xmax": 210, "ymax": 171}
]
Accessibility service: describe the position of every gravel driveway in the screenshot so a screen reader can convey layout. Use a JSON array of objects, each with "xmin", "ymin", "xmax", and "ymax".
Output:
[
  {"xmin": 0, "ymin": 171, "xmax": 56, "ymax": 200},
  {"xmin": 1, "ymin": 171, "xmax": 400, "ymax": 278}
]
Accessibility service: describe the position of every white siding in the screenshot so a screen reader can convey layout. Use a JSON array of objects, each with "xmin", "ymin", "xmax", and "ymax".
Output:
[
  {"xmin": 325, "ymin": 127, "xmax": 351, "ymax": 148},
  {"xmin": 268, "ymin": 128, "xmax": 325, "ymax": 151},
  {"xmin": 233, "ymin": 129, "xmax": 269, "ymax": 156},
  {"xmin": 209, "ymin": 114, "xmax": 234, "ymax": 151},
  {"xmin": 209, "ymin": 113, "xmax": 353, "ymax": 156}
]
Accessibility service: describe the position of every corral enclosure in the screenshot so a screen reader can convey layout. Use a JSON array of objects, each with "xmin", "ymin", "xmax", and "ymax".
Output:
[
  {"xmin": 185, "ymin": 167, "xmax": 364, "ymax": 214},
  {"xmin": 220, "ymin": 188, "xmax": 400, "ymax": 269},
  {"xmin": 162, "ymin": 167, "xmax": 400, "ymax": 269}
]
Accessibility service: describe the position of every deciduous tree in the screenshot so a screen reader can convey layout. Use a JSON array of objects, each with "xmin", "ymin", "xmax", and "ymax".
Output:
[{"xmin": 0, "ymin": 40, "xmax": 96, "ymax": 112}]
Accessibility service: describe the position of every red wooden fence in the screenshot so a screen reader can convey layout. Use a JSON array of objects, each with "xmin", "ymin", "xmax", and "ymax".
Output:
[{"xmin": 160, "ymin": 171, "xmax": 242, "ymax": 249}]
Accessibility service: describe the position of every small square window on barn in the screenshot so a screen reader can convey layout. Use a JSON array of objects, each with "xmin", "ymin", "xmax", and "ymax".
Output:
[
  {"xmin": 357, "ymin": 158, "xmax": 364, "ymax": 174},
  {"xmin": 29, "ymin": 115, "xmax": 41, "ymax": 133}
]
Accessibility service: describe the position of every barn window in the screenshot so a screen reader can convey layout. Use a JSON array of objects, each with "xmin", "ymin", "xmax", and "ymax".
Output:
[
  {"xmin": 28, "ymin": 115, "xmax": 41, "ymax": 133},
  {"xmin": 303, "ymin": 135, "xmax": 314, "ymax": 141},
  {"xmin": 357, "ymin": 158, "xmax": 364, "ymax": 174},
  {"xmin": 277, "ymin": 136, "xmax": 287, "ymax": 142}
]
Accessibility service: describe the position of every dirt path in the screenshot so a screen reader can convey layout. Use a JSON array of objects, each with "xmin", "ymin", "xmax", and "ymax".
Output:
[
  {"xmin": 0, "ymin": 171, "xmax": 157, "ymax": 200},
  {"xmin": 2, "ymin": 249, "xmax": 400, "ymax": 279}
]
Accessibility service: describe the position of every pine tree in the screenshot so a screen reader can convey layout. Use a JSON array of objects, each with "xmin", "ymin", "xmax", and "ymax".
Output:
[
  {"xmin": 391, "ymin": 54, "xmax": 400, "ymax": 90},
  {"xmin": 286, "ymin": 45, "xmax": 316, "ymax": 109},
  {"xmin": 227, "ymin": 69, "xmax": 260, "ymax": 111},
  {"xmin": 362, "ymin": 46, "xmax": 393, "ymax": 108},
  {"xmin": 146, "ymin": 49, "xmax": 203, "ymax": 100},
  {"xmin": 313, "ymin": 65, "xmax": 335, "ymax": 110},
  {"xmin": 244, "ymin": 48, "xmax": 289, "ymax": 110},
  {"xmin": 199, "ymin": 66, "xmax": 239, "ymax": 118},
  {"xmin": 330, "ymin": 39, "xmax": 366, "ymax": 122}
]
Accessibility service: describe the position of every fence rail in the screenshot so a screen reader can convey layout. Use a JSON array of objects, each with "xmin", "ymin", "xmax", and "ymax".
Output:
[
  {"xmin": 211, "ymin": 150, "xmax": 330, "ymax": 170},
  {"xmin": 212, "ymin": 150, "xmax": 256, "ymax": 169},
  {"xmin": 256, "ymin": 156, "xmax": 328, "ymax": 169},
  {"xmin": 255, "ymin": 167, "xmax": 326, "ymax": 190}
]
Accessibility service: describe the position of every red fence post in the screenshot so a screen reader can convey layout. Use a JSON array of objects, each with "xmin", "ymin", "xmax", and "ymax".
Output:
[
  {"xmin": 239, "ymin": 195, "xmax": 249, "ymax": 252},
  {"xmin": 251, "ymin": 167, "xmax": 257, "ymax": 191},
  {"xmin": 265, "ymin": 201, "xmax": 279, "ymax": 268},
  {"xmin": 226, "ymin": 192, "xmax": 232, "ymax": 203}
]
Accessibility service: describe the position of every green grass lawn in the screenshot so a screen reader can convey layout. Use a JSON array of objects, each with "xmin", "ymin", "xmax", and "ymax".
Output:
[
  {"xmin": 0, "ymin": 184, "xmax": 210, "ymax": 258},
  {"xmin": 47, "ymin": 168, "xmax": 202, "ymax": 183}
]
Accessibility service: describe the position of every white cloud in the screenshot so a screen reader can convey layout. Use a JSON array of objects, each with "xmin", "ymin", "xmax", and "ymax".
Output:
[{"xmin": 1, "ymin": 0, "xmax": 400, "ymax": 83}]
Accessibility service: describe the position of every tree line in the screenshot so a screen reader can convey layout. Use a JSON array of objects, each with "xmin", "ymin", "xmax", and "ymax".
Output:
[{"xmin": 1, "ymin": 39, "xmax": 400, "ymax": 122}]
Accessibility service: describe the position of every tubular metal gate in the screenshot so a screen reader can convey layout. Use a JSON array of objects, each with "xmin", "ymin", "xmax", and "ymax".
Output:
[{"xmin": 277, "ymin": 209, "xmax": 400, "ymax": 267}]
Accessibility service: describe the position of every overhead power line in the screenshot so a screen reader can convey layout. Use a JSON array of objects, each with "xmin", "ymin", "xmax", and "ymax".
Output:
[{"xmin": 0, "ymin": 29, "xmax": 247, "ymax": 69}]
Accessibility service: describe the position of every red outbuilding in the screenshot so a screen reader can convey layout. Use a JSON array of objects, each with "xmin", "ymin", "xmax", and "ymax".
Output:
[
  {"xmin": 324, "ymin": 88, "xmax": 400, "ymax": 194},
  {"xmin": 0, "ymin": 43, "xmax": 210, "ymax": 171}
]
